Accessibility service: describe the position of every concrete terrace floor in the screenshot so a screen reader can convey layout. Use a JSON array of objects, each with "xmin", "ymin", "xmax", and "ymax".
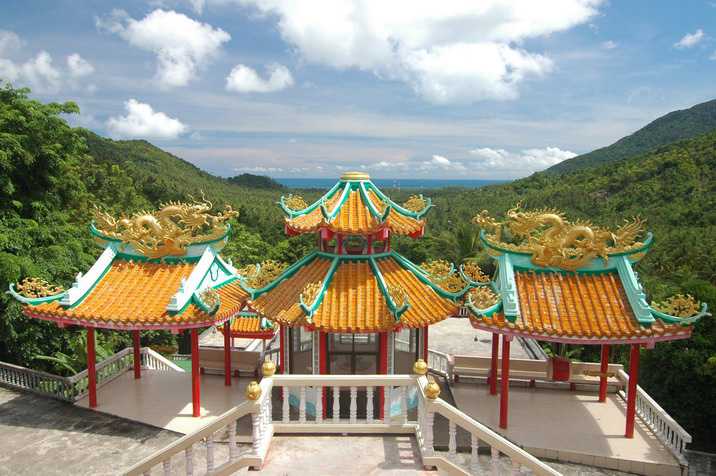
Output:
[{"xmin": 427, "ymin": 317, "xmax": 531, "ymax": 358}]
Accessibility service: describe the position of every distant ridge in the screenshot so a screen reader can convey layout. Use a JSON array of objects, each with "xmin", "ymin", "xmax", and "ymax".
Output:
[{"xmin": 547, "ymin": 98, "xmax": 716, "ymax": 174}]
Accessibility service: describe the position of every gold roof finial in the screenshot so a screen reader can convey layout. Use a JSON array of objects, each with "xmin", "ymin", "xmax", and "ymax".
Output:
[{"xmin": 340, "ymin": 171, "xmax": 371, "ymax": 181}]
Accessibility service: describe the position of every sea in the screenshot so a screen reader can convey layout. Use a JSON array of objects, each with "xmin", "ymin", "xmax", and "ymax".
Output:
[{"xmin": 274, "ymin": 178, "xmax": 507, "ymax": 190}]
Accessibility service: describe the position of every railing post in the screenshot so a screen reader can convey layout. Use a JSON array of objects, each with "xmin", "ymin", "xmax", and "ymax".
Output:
[
  {"xmin": 383, "ymin": 386, "xmax": 391, "ymax": 424},
  {"xmin": 350, "ymin": 386, "xmax": 358, "ymax": 424},
  {"xmin": 333, "ymin": 386, "xmax": 340, "ymax": 423},
  {"xmin": 366, "ymin": 386, "xmax": 374, "ymax": 422},
  {"xmin": 448, "ymin": 421, "xmax": 457, "ymax": 457},
  {"xmin": 470, "ymin": 433, "xmax": 479, "ymax": 473},
  {"xmin": 400, "ymin": 386, "xmax": 408, "ymax": 424},
  {"xmin": 206, "ymin": 435, "xmax": 214, "ymax": 472},
  {"xmin": 185, "ymin": 446, "xmax": 193, "ymax": 476},
  {"xmin": 228, "ymin": 420, "xmax": 237, "ymax": 462},
  {"xmin": 299, "ymin": 386, "xmax": 307, "ymax": 423},
  {"xmin": 491, "ymin": 447, "xmax": 500, "ymax": 476},
  {"xmin": 315, "ymin": 386, "xmax": 323, "ymax": 423}
]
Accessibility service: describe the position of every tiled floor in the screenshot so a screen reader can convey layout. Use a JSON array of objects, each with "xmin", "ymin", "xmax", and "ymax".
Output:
[
  {"xmin": 452, "ymin": 382, "xmax": 682, "ymax": 475},
  {"xmin": 76, "ymin": 370, "xmax": 254, "ymax": 434}
]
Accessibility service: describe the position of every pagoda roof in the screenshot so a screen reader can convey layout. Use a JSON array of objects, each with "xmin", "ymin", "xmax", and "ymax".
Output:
[
  {"xmin": 9, "ymin": 244, "xmax": 249, "ymax": 331},
  {"xmin": 219, "ymin": 309, "xmax": 276, "ymax": 339},
  {"xmin": 466, "ymin": 207, "xmax": 709, "ymax": 344},
  {"xmin": 236, "ymin": 251, "xmax": 470, "ymax": 333},
  {"xmin": 279, "ymin": 172, "xmax": 431, "ymax": 237}
]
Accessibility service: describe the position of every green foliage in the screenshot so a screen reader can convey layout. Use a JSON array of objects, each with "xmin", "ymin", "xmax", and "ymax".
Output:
[
  {"xmin": 33, "ymin": 330, "xmax": 113, "ymax": 375},
  {"xmin": 548, "ymin": 98, "xmax": 716, "ymax": 173},
  {"xmin": 227, "ymin": 173, "xmax": 285, "ymax": 189}
]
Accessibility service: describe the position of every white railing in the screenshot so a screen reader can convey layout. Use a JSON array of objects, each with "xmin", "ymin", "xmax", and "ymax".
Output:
[
  {"xmin": 427, "ymin": 348, "xmax": 453, "ymax": 382},
  {"xmin": 0, "ymin": 347, "xmax": 183, "ymax": 402},
  {"xmin": 125, "ymin": 379, "xmax": 273, "ymax": 476},
  {"xmin": 130, "ymin": 371, "xmax": 560, "ymax": 476},
  {"xmin": 617, "ymin": 369, "xmax": 691, "ymax": 464}
]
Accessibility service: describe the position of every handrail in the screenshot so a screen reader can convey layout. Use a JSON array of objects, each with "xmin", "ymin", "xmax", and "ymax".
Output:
[
  {"xmin": 141, "ymin": 348, "xmax": 185, "ymax": 372},
  {"xmin": 617, "ymin": 369, "xmax": 691, "ymax": 464}
]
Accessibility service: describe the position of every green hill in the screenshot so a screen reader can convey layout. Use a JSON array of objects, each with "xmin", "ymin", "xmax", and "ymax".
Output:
[
  {"xmin": 227, "ymin": 173, "xmax": 284, "ymax": 189},
  {"xmin": 547, "ymin": 98, "xmax": 716, "ymax": 174}
]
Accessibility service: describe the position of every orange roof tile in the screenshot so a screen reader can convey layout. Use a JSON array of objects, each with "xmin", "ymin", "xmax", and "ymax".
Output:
[
  {"xmin": 471, "ymin": 271, "xmax": 691, "ymax": 343},
  {"xmin": 285, "ymin": 189, "xmax": 424, "ymax": 236},
  {"xmin": 219, "ymin": 314, "xmax": 276, "ymax": 338},
  {"xmin": 25, "ymin": 259, "xmax": 248, "ymax": 330},
  {"xmin": 250, "ymin": 255, "xmax": 458, "ymax": 332}
]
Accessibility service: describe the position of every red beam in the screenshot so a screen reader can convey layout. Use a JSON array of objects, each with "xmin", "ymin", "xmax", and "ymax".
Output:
[
  {"xmin": 599, "ymin": 344, "xmax": 609, "ymax": 402},
  {"xmin": 191, "ymin": 328, "xmax": 201, "ymax": 417},
  {"xmin": 625, "ymin": 344, "xmax": 640, "ymax": 438},
  {"xmin": 499, "ymin": 335, "xmax": 510, "ymax": 429},
  {"xmin": 132, "ymin": 330, "xmax": 141, "ymax": 379},
  {"xmin": 224, "ymin": 321, "xmax": 231, "ymax": 386},
  {"xmin": 87, "ymin": 327, "xmax": 97, "ymax": 408},
  {"xmin": 490, "ymin": 333, "xmax": 499, "ymax": 395}
]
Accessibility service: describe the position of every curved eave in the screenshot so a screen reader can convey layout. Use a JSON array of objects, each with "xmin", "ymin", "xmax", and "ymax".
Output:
[
  {"xmin": 468, "ymin": 317, "xmax": 694, "ymax": 345},
  {"xmin": 650, "ymin": 303, "xmax": 710, "ymax": 326},
  {"xmin": 237, "ymin": 252, "xmax": 321, "ymax": 300},
  {"xmin": 299, "ymin": 257, "xmax": 340, "ymax": 319},
  {"xmin": 464, "ymin": 283, "xmax": 503, "ymax": 318},
  {"xmin": 478, "ymin": 230, "xmax": 655, "ymax": 268},
  {"xmin": 363, "ymin": 180, "xmax": 433, "ymax": 219},
  {"xmin": 390, "ymin": 253, "xmax": 473, "ymax": 300},
  {"xmin": 7, "ymin": 284, "xmax": 67, "ymax": 305},
  {"xmin": 279, "ymin": 181, "xmax": 344, "ymax": 218}
]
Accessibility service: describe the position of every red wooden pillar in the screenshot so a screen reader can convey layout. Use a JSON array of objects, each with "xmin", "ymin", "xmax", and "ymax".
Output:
[
  {"xmin": 423, "ymin": 326, "xmax": 429, "ymax": 361},
  {"xmin": 499, "ymin": 335, "xmax": 510, "ymax": 429},
  {"xmin": 191, "ymin": 328, "xmax": 201, "ymax": 417},
  {"xmin": 379, "ymin": 332, "xmax": 388, "ymax": 419},
  {"xmin": 87, "ymin": 327, "xmax": 97, "ymax": 408},
  {"xmin": 489, "ymin": 333, "xmax": 499, "ymax": 395},
  {"xmin": 279, "ymin": 325, "xmax": 286, "ymax": 374},
  {"xmin": 132, "ymin": 330, "xmax": 141, "ymax": 379},
  {"xmin": 625, "ymin": 344, "xmax": 640, "ymax": 438},
  {"xmin": 599, "ymin": 344, "xmax": 610, "ymax": 402},
  {"xmin": 224, "ymin": 321, "xmax": 232, "ymax": 386}
]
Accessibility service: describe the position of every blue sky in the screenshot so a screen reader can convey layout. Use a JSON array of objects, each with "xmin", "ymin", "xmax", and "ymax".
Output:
[{"xmin": 1, "ymin": 0, "xmax": 715, "ymax": 179}]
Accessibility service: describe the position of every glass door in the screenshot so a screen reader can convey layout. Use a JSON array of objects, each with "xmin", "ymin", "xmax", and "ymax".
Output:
[{"xmin": 326, "ymin": 333, "xmax": 380, "ymax": 418}]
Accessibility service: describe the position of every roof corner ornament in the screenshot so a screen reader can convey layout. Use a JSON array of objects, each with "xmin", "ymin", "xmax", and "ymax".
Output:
[{"xmin": 299, "ymin": 281, "xmax": 323, "ymax": 317}]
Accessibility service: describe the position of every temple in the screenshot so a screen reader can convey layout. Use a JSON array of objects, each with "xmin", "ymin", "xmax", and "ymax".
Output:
[{"xmin": 4, "ymin": 175, "xmax": 710, "ymax": 475}]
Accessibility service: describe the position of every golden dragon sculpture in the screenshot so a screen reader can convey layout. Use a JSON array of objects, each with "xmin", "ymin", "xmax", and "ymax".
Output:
[
  {"xmin": 93, "ymin": 198, "xmax": 238, "ymax": 259},
  {"xmin": 473, "ymin": 205, "xmax": 646, "ymax": 271}
]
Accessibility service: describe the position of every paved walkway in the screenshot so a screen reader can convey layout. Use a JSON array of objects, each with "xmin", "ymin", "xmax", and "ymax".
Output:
[
  {"xmin": 0, "ymin": 386, "xmax": 179, "ymax": 475},
  {"xmin": 428, "ymin": 317, "xmax": 530, "ymax": 358}
]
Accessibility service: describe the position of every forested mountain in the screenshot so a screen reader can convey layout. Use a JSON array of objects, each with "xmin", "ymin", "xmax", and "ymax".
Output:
[
  {"xmin": 1, "ymin": 84, "xmax": 714, "ymax": 450},
  {"xmin": 227, "ymin": 173, "xmax": 284, "ymax": 189},
  {"xmin": 546, "ymin": 98, "xmax": 716, "ymax": 174}
]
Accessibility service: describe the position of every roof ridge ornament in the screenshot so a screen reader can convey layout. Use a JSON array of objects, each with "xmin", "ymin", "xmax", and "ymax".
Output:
[
  {"xmin": 474, "ymin": 205, "xmax": 649, "ymax": 271},
  {"xmin": 92, "ymin": 199, "xmax": 238, "ymax": 259}
]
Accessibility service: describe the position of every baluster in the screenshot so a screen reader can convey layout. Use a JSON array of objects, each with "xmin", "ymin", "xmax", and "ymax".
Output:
[
  {"xmin": 448, "ymin": 421, "xmax": 457, "ymax": 457},
  {"xmin": 228, "ymin": 421, "xmax": 238, "ymax": 461},
  {"xmin": 185, "ymin": 446, "xmax": 194, "ymax": 476},
  {"xmin": 282, "ymin": 386, "xmax": 290, "ymax": 423},
  {"xmin": 366, "ymin": 386, "xmax": 374, "ymax": 422},
  {"xmin": 424, "ymin": 410, "xmax": 434, "ymax": 456},
  {"xmin": 206, "ymin": 434, "xmax": 214, "ymax": 472},
  {"xmin": 383, "ymin": 386, "xmax": 391, "ymax": 425},
  {"xmin": 333, "ymin": 386, "xmax": 340, "ymax": 423},
  {"xmin": 511, "ymin": 459, "xmax": 521, "ymax": 474},
  {"xmin": 315, "ymin": 387, "xmax": 323, "ymax": 423},
  {"xmin": 471, "ymin": 433, "xmax": 479, "ymax": 473},
  {"xmin": 400, "ymin": 386, "xmax": 408, "ymax": 424},
  {"xmin": 299, "ymin": 386, "xmax": 307, "ymax": 423},
  {"xmin": 350, "ymin": 386, "xmax": 357, "ymax": 424},
  {"xmin": 491, "ymin": 447, "xmax": 500, "ymax": 476},
  {"xmin": 162, "ymin": 459, "xmax": 171, "ymax": 476}
]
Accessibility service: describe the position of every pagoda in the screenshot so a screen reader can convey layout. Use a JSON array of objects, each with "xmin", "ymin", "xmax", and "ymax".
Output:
[
  {"xmin": 233, "ymin": 172, "xmax": 479, "ymax": 416},
  {"xmin": 465, "ymin": 206, "xmax": 709, "ymax": 435},
  {"xmin": 8, "ymin": 200, "xmax": 249, "ymax": 417}
]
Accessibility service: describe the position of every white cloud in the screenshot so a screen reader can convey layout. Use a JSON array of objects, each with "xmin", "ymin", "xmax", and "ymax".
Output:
[
  {"xmin": 601, "ymin": 40, "xmax": 617, "ymax": 49},
  {"xmin": 0, "ymin": 30, "xmax": 22, "ymax": 56},
  {"xmin": 236, "ymin": 0, "xmax": 602, "ymax": 104},
  {"xmin": 9, "ymin": 51, "xmax": 62, "ymax": 93},
  {"xmin": 188, "ymin": 0, "xmax": 206, "ymax": 14},
  {"xmin": 107, "ymin": 99, "xmax": 188, "ymax": 139},
  {"xmin": 226, "ymin": 63, "xmax": 294, "ymax": 93},
  {"xmin": 66, "ymin": 53, "xmax": 95, "ymax": 78},
  {"xmin": 674, "ymin": 29, "xmax": 704, "ymax": 49},
  {"xmin": 469, "ymin": 146, "xmax": 576, "ymax": 175},
  {"xmin": 98, "ymin": 9, "xmax": 230, "ymax": 88}
]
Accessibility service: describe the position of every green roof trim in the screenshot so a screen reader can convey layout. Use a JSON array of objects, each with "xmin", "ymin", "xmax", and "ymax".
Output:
[
  {"xmin": 614, "ymin": 255, "xmax": 655, "ymax": 326},
  {"xmin": 369, "ymin": 257, "xmax": 409, "ymax": 320},
  {"xmin": 192, "ymin": 288, "xmax": 220, "ymax": 315},
  {"xmin": 238, "ymin": 252, "xmax": 321, "ymax": 299},
  {"xmin": 299, "ymin": 256, "xmax": 340, "ymax": 319},
  {"xmin": 363, "ymin": 180, "xmax": 432, "ymax": 219},
  {"xmin": 279, "ymin": 181, "xmax": 343, "ymax": 218},
  {"xmin": 496, "ymin": 253, "xmax": 520, "ymax": 323},
  {"xmin": 389, "ymin": 252, "xmax": 473, "ymax": 301},
  {"xmin": 465, "ymin": 284, "xmax": 503, "ymax": 319}
]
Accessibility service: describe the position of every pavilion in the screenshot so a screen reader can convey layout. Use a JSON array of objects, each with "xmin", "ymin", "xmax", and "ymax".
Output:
[
  {"xmin": 465, "ymin": 206, "xmax": 709, "ymax": 437},
  {"xmin": 231, "ymin": 172, "xmax": 482, "ymax": 416},
  {"xmin": 8, "ymin": 201, "xmax": 249, "ymax": 417}
]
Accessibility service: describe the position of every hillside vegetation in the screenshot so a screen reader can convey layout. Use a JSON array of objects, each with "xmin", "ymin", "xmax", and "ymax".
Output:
[
  {"xmin": 547, "ymin": 98, "xmax": 716, "ymax": 174},
  {"xmin": 1, "ymin": 84, "xmax": 714, "ymax": 450}
]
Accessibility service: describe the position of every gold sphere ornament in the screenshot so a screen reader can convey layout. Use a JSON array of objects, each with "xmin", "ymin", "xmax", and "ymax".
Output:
[
  {"xmin": 245, "ymin": 381, "xmax": 262, "ymax": 400},
  {"xmin": 424, "ymin": 378, "xmax": 441, "ymax": 400},
  {"xmin": 262, "ymin": 357, "xmax": 276, "ymax": 377},
  {"xmin": 413, "ymin": 359, "xmax": 428, "ymax": 375}
]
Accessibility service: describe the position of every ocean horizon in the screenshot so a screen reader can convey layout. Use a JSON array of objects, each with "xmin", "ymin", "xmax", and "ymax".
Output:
[{"xmin": 274, "ymin": 177, "xmax": 509, "ymax": 189}]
